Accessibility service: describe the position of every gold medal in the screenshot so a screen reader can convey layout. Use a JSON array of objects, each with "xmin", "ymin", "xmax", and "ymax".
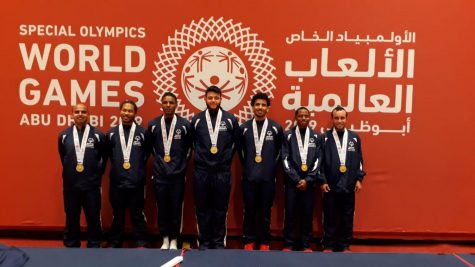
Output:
[
  {"xmin": 164, "ymin": 155, "xmax": 171, "ymax": 163},
  {"xmin": 123, "ymin": 162, "xmax": 131, "ymax": 170},
  {"xmin": 210, "ymin": 146, "xmax": 218, "ymax": 154},
  {"xmin": 76, "ymin": 163, "xmax": 84, "ymax": 173},
  {"xmin": 255, "ymin": 155, "xmax": 262, "ymax": 163},
  {"xmin": 301, "ymin": 164, "xmax": 308, "ymax": 172},
  {"xmin": 339, "ymin": 165, "xmax": 347, "ymax": 173}
]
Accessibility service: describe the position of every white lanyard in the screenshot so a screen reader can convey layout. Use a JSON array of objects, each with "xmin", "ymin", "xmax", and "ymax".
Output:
[
  {"xmin": 73, "ymin": 124, "xmax": 90, "ymax": 164},
  {"xmin": 332, "ymin": 128, "xmax": 348, "ymax": 166},
  {"xmin": 252, "ymin": 118, "xmax": 268, "ymax": 156},
  {"xmin": 295, "ymin": 127, "xmax": 309, "ymax": 165},
  {"xmin": 205, "ymin": 109, "xmax": 222, "ymax": 147},
  {"xmin": 119, "ymin": 123, "xmax": 136, "ymax": 163},
  {"xmin": 161, "ymin": 115, "xmax": 177, "ymax": 156}
]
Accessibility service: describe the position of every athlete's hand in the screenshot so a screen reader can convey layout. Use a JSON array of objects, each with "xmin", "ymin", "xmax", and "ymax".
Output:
[
  {"xmin": 297, "ymin": 179, "xmax": 307, "ymax": 191},
  {"xmin": 320, "ymin": 183, "xmax": 330, "ymax": 193},
  {"xmin": 355, "ymin": 180, "xmax": 362, "ymax": 193}
]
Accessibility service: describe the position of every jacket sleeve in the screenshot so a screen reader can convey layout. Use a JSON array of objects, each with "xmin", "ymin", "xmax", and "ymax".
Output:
[
  {"xmin": 281, "ymin": 132, "xmax": 301, "ymax": 184},
  {"xmin": 190, "ymin": 116, "xmax": 197, "ymax": 151},
  {"xmin": 148, "ymin": 121, "xmax": 159, "ymax": 157},
  {"xmin": 184, "ymin": 120, "xmax": 193, "ymax": 161},
  {"xmin": 236, "ymin": 125, "xmax": 245, "ymax": 165},
  {"xmin": 58, "ymin": 133, "xmax": 65, "ymax": 166},
  {"xmin": 98, "ymin": 132, "xmax": 108, "ymax": 176},
  {"xmin": 356, "ymin": 135, "xmax": 366, "ymax": 181},
  {"xmin": 143, "ymin": 129, "xmax": 153, "ymax": 162},
  {"xmin": 317, "ymin": 134, "xmax": 328, "ymax": 185},
  {"xmin": 105, "ymin": 131, "xmax": 113, "ymax": 161},
  {"xmin": 231, "ymin": 117, "xmax": 240, "ymax": 157},
  {"xmin": 275, "ymin": 124, "xmax": 284, "ymax": 163},
  {"xmin": 305, "ymin": 134, "xmax": 321, "ymax": 185}
]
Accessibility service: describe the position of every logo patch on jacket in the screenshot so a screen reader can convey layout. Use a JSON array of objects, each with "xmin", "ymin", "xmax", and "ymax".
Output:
[
  {"xmin": 174, "ymin": 129, "xmax": 182, "ymax": 139},
  {"xmin": 309, "ymin": 137, "xmax": 316, "ymax": 148},
  {"xmin": 348, "ymin": 141, "xmax": 355, "ymax": 152},
  {"xmin": 219, "ymin": 121, "xmax": 228, "ymax": 131},
  {"xmin": 86, "ymin": 138, "xmax": 95, "ymax": 148},
  {"xmin": 265, "ymin": 130, "xmax": 273, "ymax": 141},
  {"xmin": 133, "ymin": 136, "xmax": 142, "ymax": 146}
]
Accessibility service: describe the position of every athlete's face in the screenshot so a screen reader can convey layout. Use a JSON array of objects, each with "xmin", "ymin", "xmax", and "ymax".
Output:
[
  {"xmin": 332, "ymin": 110, "xmax": 347, "ymax": 131},
  {"xmin": 252, "ymin": 99, "xmax": 269, "ymax": 120},
  {"xmin": 296, "ymin": 109, "xmax": 310, "ymax": 129},
  {"xmin": 161, "ymin": 96, "xmax": 177, "ymax": 118},
  {"xmin": 120, "ymin": 103, "xmax": 136, "ymax": 125},
  {"xmin": 205, "ymin": 91, "xmax": 221, "ymax": 111},
  {"xmin": 72, "ymin": 104, "xmax": 89, "ymax": 127}
]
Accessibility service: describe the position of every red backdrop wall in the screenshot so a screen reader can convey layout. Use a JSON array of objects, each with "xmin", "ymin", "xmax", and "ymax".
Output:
[{"xmin": 1, "ymin": 0, "xmax": 474, "ymax": 240}]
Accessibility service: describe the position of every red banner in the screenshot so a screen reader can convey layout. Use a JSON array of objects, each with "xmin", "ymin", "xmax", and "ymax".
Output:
[{"xmin": 1, "ymin": 0, "xmax": 474, "ymax": 239}]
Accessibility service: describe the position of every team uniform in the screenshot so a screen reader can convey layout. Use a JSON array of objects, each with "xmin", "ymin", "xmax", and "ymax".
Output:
[
  {"xmin": 191, "ymin": 108, "xmax": 239, "ymax": 249},
  {"xmin": 238, "ymin": 118, "xmax": 283, "ymax": 247},
  {"xmin": 148, "ymin": 115, "xmax": 191, "ymax": 241},
  {"xmin": 58, "ymin": 124, "xmax": 107, "ymax": 248},
  {"xmin": 281, "ymin": 126, "xmax": 320, "ymax": 250},
  {"xmin": 318, "ymin": 129, "xmax": 365, "ymax": 251},
  {"xmin": 106, "ymin": 123, "xmax": 150, "ymax": 247}
]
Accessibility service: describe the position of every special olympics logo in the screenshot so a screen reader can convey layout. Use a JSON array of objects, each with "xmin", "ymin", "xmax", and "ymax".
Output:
[
  {"xmin": 153, "ymin": 17, "xmax": 276, "ymax": 123},
  {"xmin": 182, "ymin": 46, "xmax": 247, "ymax": 111}
]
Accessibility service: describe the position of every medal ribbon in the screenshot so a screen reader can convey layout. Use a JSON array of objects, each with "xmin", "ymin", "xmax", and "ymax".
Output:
[
  {"xmin": 73, "ymin": 124, "xmax": 90, "ymax": 165},
  {"xmin": 205, "ymin": 109, "xmax": 222, "ymax": 148},
  {"xmin": 295, "ymin": 127, "xmax": 310, "ymax": 165},
  {"xmin": 252, "ymin": 118, "xmax": 268, "ymax": 157},
  {"xmin": 332, "ymin": 128, "xmax": 348, "ymax": 166},
  {"xmin": 119, "ymin": 122, "xmax": 136, "ymax": 163},
  {"xmin": 161, "ymin": 115, "xmax": 177, "ymax": 156}
]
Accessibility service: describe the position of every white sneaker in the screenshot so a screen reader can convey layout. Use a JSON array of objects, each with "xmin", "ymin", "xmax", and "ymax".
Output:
[
  {"xmin": 169, "ymin": 239, "xmax": 178, "ymax": 250},
  {"xmin": 160, "ymin": 237, "xmax": 169, "ymax": 250}
]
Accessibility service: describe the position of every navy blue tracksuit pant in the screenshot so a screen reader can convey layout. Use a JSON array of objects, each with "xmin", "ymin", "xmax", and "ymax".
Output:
[
  {"xmin": 155, "ymin": 182, "xmax": 185, "ymax": 239},
  {"xmin": 108, "ymin": 187, "xmax": 148, "ymax": 247},
  {"xmin": 322, "ymin": 191, "xmax": 355, "ymax": 250},
  {"xmin": 63, "ymin": 188, "xmax": 102, "ymax": 248},
  {"xmin": 283, "ymin": 182, "xmax": 315, "ymax": 250},
  {"xmin": 242, "ymin": 179, "xmax": 275, "ymax": 245},
  {"xmin": 193, "ymin": 167, "xmax": 231, "ymax": 249}
]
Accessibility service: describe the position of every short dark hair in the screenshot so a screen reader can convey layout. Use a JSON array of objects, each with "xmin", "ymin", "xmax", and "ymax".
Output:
[
  {"xmin": 205, "ymin": 85, "xmax": 221, "ymax": 96},
  {"xmin": 251, "ymin": 92, "xmax": 271, "ymax": 106},
  {"xmin": 161, "ymin": 92, "xmax": 177, "ymax": 103},
  {"xmin": 295, "ymin": 106, "xmax": 310, "ymax": 117},
  {"xmin": 331, "ymin": 105, "xmax": 347, "ymax": 118},
  {"xmin": 120, "ymin": 100, "xmax": 138, "ymax": 113}
]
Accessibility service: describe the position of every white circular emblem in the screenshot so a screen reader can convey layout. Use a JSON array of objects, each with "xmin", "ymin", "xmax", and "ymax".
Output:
[
  {"xmin": 181, "ymin": 46, "xmax": 248, "ymax": 111},
  {"xmin": 153, "ymin": 17, "xmax": 276, "ymax": 123}
]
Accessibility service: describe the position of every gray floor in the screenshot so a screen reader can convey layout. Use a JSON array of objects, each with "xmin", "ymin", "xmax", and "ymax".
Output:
[
  {"xmin": 183, "ymin": 250, "xmax": 473, "ymax": 267},
  {"xmin": 22, "ymin": 248, "xmax": 180, "ymax": 267},
  {"xmin": 12, "ymin": 248, "xmax": 475, "ymax": 267}
]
